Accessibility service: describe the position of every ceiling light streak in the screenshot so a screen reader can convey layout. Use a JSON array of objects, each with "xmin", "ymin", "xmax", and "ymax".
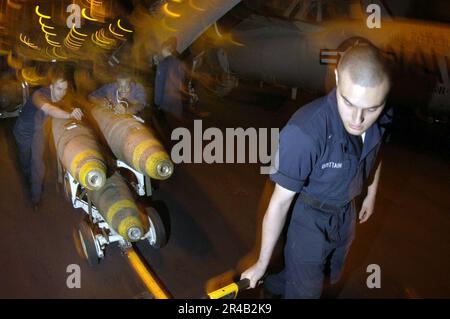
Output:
[
  {"xmin": 65, "ymin": 36, "xmax": 83, "ymax": 47},
  {"xmin": 39, "ymin": 17, "xmax": 54, "ymax": 30},
  {"xmin": 99, "ymin": 29, "xmax": 114, "ymax": 42},
  {"xmin": 64, "ymin": 39, "xmax": 80, "ymax": 50},
  {"xmin": 35, "ymin": 6, "xmax": 51, "ymax": 19},
  {"xmin": 82, "ymin": 8, "xmax": 99, "ymax": 21},
  {"xmin": 41, "ymin": 25, "xmax": 57, "ymax": 36},
  {"xmin": 21, "ymin": 67, "xmax": 46, "ymax": 84},
  {"xmin": 228, "ymin": 36, "xmax": 244, "ymax": 47},
  {"xmin": 95, "ymin": 30, "xmax": 112, "ymax": 45},
  {"xmin": 72, "ymin": 27, "xmax": 88, "ymax": 38},
  {"xmin": 109, "ymin": 24, "xmax": 124, "ymax": 38},
  {"xmin": 189, "ymin": 0, "xmax": 205, "ymax": 11},
  {"xmin": 52, "ymin": 47, "xmax": 68, "ymax": 59},
  {"xmin": 91, "ymin": 33, "xmax": 109, "ymax": 48},
  {"xmin": 19, "ymin": 33, "xmax": 40, "ymax": 50},
  {"xmin": 69, "ymin": 31, "xmax": 85, "ymax": 42},
  {"xmin": 214, "ymin": 23, "xmax": 223, "ymax": 37},
  {"xmin": 45, "ymin": 35, "xmax": 61, "ymax": 47},
  {"xmin": 163, "ymin": 3, "xmax": 181, "ymax": 18},
  {"xmin": 117, "ymin": 19, "xmax": 133, "ymax": 33}
]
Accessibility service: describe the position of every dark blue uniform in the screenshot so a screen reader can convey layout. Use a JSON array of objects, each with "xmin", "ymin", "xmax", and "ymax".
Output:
[
  {"xmin": 266, "ymin": 88, "xmax": 392, "ymax": 298},
  {"xmin": 13, "ymin": 87, "xmax": 51, "ymax": 204},
  {"xmin": 154, "ymin": 55, "xmax": 185, "ymax": 119}
]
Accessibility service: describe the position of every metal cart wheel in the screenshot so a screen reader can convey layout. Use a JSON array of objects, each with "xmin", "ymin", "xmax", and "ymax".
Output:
[
  {"xmin": 145, "ymin": 207, "xmax": 168, "ymax": 249},
  {"xmin": 78, "ymin": 220, "xmax": 100, "ymax": 266}
]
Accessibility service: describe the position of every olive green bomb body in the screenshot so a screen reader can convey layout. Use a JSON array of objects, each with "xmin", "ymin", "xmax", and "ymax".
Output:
[
  {"xmin": 91, "ymin": 106, "xmax": 173, "ymax": 180},
  {"xmin": 89, "ymin": 172, "xmax": 146, "ymax": 242},
  {"xmin": 52, "ymin": 118, "xmax": 106, "ymax": 190}
]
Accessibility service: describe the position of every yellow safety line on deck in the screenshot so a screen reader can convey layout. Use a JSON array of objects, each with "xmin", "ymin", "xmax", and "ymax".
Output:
[{"xmin": 126, "ymin": 249, "xmax": 170, "ymax": 299}]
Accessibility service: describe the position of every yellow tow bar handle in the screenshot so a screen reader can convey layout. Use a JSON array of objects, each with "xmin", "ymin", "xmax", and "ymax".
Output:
[
  {"xmin": 125, "ymin": 248, "xmax": 171, "ymax": 299},
  {"xmin": 207, "ymin": 279, "xmax": 250, "ymax": 299}
]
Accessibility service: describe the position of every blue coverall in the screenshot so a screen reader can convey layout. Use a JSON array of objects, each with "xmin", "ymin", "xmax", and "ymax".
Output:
[
  {"xmin": 154, "ymin": 55, "xmax": 185, "ymax": 119},
  {"xmin": 13, "ymin": 87, "xmax": 51, "ymax": 204},
  {"xmin": 266, "ymin": 88, "xmax": 392, "ymax": 298}
]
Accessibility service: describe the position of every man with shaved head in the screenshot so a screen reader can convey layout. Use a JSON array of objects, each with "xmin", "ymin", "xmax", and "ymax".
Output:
[{"xmin": 241, "ymin": 42, "xmax": 392, "ymax": 298}]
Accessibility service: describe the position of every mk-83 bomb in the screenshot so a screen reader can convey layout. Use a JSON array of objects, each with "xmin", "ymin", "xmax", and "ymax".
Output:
[
  {"xmin": 53, "ymin": 118, "xmax": 106, "ymax": 190},
  {"xmin": 89, "ymin": 172, "xmax": 146, "ymax": 242},
  {"xmin": 91, "ymin": 106, "xmax": 173, "ymax": 180}
]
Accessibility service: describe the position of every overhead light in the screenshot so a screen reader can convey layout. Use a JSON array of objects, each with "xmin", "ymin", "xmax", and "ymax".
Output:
[
  {"xmin": 162, "ymin": 3, "xmax": 181, "ymax": 18},
  {"xmin": 117, "ymin": 19, "xmax": 133, "ymax": 33}
]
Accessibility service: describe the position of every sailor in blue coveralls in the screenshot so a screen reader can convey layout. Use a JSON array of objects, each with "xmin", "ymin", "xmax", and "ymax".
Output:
[
  {"xmin": 241, "ymin": 44, "xmax": 393, "ymax": 298},
  {"xmin": 154, "ymin": 37, "xmax": 185, "ymax": 120},
  {"xmin": 88, "ymin": 71, "xmax": 147, "ymax": 115},
  {"xmin": 13, "ymin": 66, "xmax": 83, "ymax": 209}
]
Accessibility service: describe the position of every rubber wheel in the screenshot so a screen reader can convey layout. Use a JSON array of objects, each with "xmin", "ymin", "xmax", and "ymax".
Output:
[
  {"xmin": 78, "ymin": 220, "xmax": 100, "ymax": 266},
  {"xmin": 145, "ymin": 207, "xmax": 167, "ymax": 249}
]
